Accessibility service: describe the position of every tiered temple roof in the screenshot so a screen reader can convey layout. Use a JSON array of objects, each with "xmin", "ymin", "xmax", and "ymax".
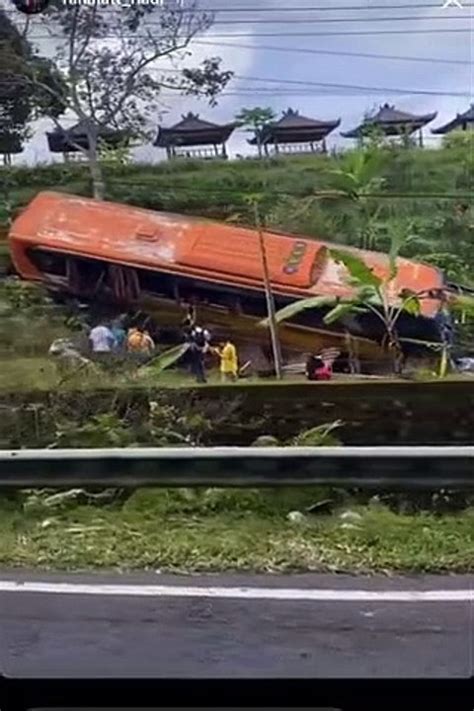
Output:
[
  {"xmin": 341, "ymin": 103, "xmax": 437, "ymax": 138},
  {"xmin": 155, "ymin": 112, "xmax": 237, "ymax": 148},
  {"xmin": 431, "ymin": 104, "xmax": 474, "ymax": 134},
  {"xmin": 249, "ymin": 108, "xmax": 340, "ymax": 146},
  {"xmin": 46, "ymin": 121, "xmax": 127, "ymax": 153}
]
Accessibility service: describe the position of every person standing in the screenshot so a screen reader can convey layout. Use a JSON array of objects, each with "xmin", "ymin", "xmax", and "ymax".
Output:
[
  {"xmin": 126, "ymin": 326, "xmax": 155, "ymax": 365},
  {"xmin": 181, "ymin": 303, "xmax": 197, "ymax": 339},
  {"xmin": 110, "ymin": 318, "xmax": 127, "ymax": 352},
  {"xmin": 213, "ymin": 338, "xmax": 238, "ymax": 382},
  {"xmin": 88, "ymin": 322, "xmax": 115, "ymax": 364},
  {"xmin": 188, "ymin": 325, "xmax": 211, "ymax": 383}
]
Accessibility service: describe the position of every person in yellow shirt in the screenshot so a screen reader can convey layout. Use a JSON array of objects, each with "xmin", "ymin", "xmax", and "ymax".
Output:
[{"xmin": 214, "ymin": 338, "xmax": 238, "ymax": 382}]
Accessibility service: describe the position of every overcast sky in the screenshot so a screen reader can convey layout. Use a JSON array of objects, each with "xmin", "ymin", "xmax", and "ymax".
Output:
[{"xmin": 4, "ymin": 0, "xmax": 473, "ymax": 164}]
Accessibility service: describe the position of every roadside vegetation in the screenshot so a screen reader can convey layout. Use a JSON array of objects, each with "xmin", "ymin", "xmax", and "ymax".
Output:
[
  {"xmin": 2, "ymin": 7, "xmax": 474, "ymax": 576},
  {"xmin": 1, "ymin": 138, "xmax": 474, "ymax": 574},
  {"xmin": 1, "ymin": 487, "xmax": 474, "ymax": 573},
  {"xmin": 1, "ymin": 401, "xmax": 474, "ymax": 574}
]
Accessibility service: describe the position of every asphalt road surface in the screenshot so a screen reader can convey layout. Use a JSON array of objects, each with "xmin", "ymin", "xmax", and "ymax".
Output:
[{"xmin": 0, "ymin": 571, "xmax": 472, "ymax": 678}]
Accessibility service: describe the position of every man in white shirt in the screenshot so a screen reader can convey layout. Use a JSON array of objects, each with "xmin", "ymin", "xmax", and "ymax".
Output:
[{"xmin": 89, "ymin": 323, "xmax": 115, "ymax": 354}]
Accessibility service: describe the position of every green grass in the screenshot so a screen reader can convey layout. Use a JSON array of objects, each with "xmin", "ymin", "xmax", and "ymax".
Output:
[
  {"xmin": 1, "ymin": 489, "xmax": 474, "ymax": 573},
  {"xmin": 0, "ymin": 357, "xmax": 58, "ymax": 390},
  {"xmin": 0, "ymin": 356, "xmax": 249, "ymax": 391},
  {"xmin": 0, "ymin": 357, "xmax": 185, "ymax": 391},
  {"xmin": 1, "ymin": 356, "xmax": 472, "ymax": 392},
  {"xmin": 0, "ymin": 355, "xmax": 283, "ymax": 391}
]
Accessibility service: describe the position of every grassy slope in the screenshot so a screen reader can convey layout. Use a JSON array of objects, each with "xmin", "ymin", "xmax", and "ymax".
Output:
[
  {"xmin": 0, "ymin": 357, "xmax": 196, "ymax": 391},
  {"xmin": 2, "ymin": 356, "xmax": 472, "ymax": 391},
  {"xmin": 0, "ymin": 146, "xmax": 469, "ymax": 222}
]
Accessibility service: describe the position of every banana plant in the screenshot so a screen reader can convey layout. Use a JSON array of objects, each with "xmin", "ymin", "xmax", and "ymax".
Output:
[
  {"xmin": 327, "ymin": 149, "xmax": 387, "ymax": 201},
  {"xmin": 263, "ymin": 238, "xmax": 426, "ymax": 374},
  {"xmin": 324, "ymin": 249, "xmax": 422, "ymax": 373},
  {"xmin": 322, "ymin": 148, "xmax": 388, "ymax": 250}
]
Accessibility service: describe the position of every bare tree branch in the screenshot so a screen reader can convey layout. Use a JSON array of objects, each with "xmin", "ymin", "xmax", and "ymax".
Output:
[{"xmin": 19, "ymin": 3, "xmax": 232, "ymax": 198}]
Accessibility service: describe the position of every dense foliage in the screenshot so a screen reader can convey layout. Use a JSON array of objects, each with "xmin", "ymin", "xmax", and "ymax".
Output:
[{"xmin": 0, "ymin": 8, "xmax": 65, "ymax": 161}]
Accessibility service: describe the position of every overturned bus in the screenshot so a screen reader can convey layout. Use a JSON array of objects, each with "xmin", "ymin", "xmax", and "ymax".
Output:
[{"xmin": 8, "ymin": 191, "xmax": 448, "ymax": 370}]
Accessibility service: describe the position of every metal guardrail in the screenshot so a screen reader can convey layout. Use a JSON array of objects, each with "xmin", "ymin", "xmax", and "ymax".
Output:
[{"xmin": 0, "ymin": 447, "xmax": 473, "ymax": 489}]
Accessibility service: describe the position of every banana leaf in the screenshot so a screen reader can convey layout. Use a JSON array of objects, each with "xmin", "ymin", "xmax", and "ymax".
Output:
[
  {"xmin": 260, "ymin": 295, "xmax": 337, "ymax": 327},
  {"xmin": 139, "ymin": 343, "xmax": 190, "ymax": 374},
  {"xmin": 402, "ymin": 299, "xmax": 421, "ymax": 317},
  {"xmin": 329, "ymin": 249, "xmax": 382, "ymax": 288},
  {"xmin": 352, "ymin": 284, "xmax": 383, "ymax": 304},
  {"xmin": 323, "ymin": 303, "xmax": 369, "ymax": 325},
  {"xmin": 398, "ymin": 289, "xmax": 421, "ymax": 316}
]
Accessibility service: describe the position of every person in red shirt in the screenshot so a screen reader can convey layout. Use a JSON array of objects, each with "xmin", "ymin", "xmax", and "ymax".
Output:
[{"xmin": 305, "ymin": 355, "xmax": 332, "ymax": 381}]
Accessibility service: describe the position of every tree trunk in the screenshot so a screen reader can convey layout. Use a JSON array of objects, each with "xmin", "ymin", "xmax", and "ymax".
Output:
[
  {"xmin": 88, "ymin": 154, "xmax": 105, "ymax": 200},
  {"xmin": 345, "ymin": 330, "xmax": 360, "ymax": 374},
  {"xmin": 439, "ymin": 344, "xmax": 448, "ymax": 378},
  {"xmin": 384, "ymin": 328, "xmax": 404, "ymax": 375},
  {"xmin": 254, "ymin": 203, "xmax": 283, "ymax": 380},
  {"xmin": 85, "ymin": 122, "xmax": 105, "ymax": 200}
]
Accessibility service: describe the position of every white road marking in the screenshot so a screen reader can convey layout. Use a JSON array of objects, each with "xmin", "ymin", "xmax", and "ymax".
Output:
[{"xmin": 0, "ymin": 580, "xmax": 471, "ymax": 602}]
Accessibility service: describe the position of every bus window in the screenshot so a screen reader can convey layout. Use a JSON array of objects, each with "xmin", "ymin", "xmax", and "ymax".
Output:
[{"xmin": 27, "ymin": 248, "xmax": 67, "ymax": 276}]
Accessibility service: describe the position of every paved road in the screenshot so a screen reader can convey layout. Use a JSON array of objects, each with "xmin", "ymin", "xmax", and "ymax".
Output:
[{"xmin": 0, "ymin": 571, "xmax": 472, "ymax": 678}]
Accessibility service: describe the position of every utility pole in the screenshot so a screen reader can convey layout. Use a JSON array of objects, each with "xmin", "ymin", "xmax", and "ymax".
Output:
[{"xmin": 253, "ymin": 201, "xmax": 283, "ymax": 379}]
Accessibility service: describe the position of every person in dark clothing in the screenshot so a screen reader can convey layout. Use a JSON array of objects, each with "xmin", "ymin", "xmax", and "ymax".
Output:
[
  {"xmin": 187, "ymin": 325, "xmax": 211, "ymax": 383},
  {"xmin": 181, "ymin": 304, "xmax": 197, "ymax": 339}
]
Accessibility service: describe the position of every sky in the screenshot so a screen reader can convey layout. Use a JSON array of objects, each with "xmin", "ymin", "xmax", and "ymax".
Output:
[{"xmin": 3, "ymin": 0, "xmax": 473, "ymax": 164}]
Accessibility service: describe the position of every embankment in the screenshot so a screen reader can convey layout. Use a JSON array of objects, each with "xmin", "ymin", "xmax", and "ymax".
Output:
[{"xmin": 1, "ymin": 379, "xmax": 473, "ymax": 448}]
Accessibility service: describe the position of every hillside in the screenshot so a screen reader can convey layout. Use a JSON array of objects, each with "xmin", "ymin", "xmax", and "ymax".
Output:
[{"xmin": 1, "ymin": 137, "xmax": 473, "ymax": 285}]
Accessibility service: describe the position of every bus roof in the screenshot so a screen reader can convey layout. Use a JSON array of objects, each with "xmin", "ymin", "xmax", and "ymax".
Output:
[{"xmin": 9, "ymin": 191, "xmax": 444, "ymax": 316}]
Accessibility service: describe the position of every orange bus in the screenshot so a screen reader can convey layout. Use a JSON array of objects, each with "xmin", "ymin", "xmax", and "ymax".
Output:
[{"xmin": 8, "ymin": 191, "xmax": 446, "ymax": 366}]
